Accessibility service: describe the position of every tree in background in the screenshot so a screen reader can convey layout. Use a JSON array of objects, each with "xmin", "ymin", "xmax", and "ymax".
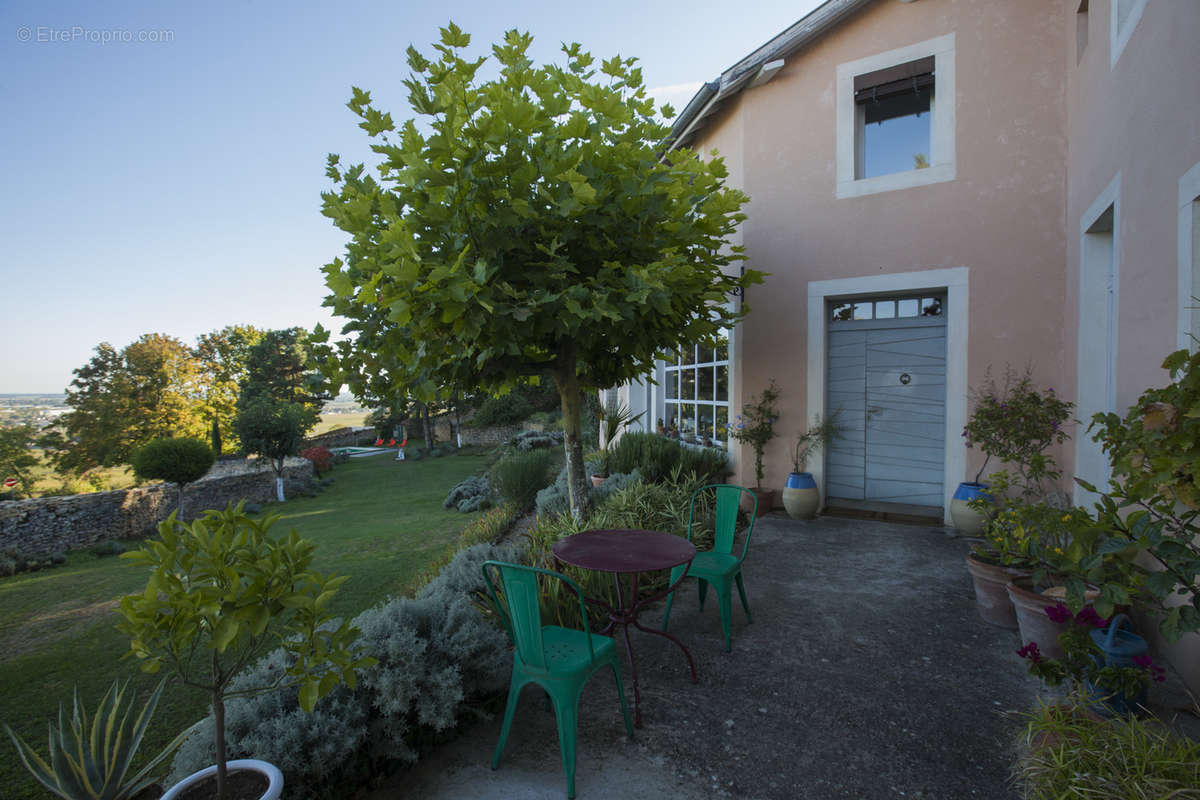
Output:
[
  {"xmin": 238, "ymin": 328, "xmax": 328, "ymax": 437},
  {"xmin": 0, "ymin": 425, "xmax": 38, "ymax": 498},
  {"xmin": 320, "ymin": 26, "xmax": 761, "ymax": 518},
  {"xmin": 234, "ymin": 398, "xmax": 307, "ymax": 502},
  {"xmin": 131, "ymin": 437, "xmax": 216, "ymax": 518},
  {"xmin": 193, "ymin": 325, "xmax": 265, "ymax": 455},
  {"xmin": 53, "ymin": 335, "xmax": 206, "ymax": 472}
]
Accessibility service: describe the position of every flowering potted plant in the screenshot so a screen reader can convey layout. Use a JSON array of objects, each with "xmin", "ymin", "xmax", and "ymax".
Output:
[
  {"xmin": 728, "ymin": 380, "xmax": 780, "ymax": 516},
  {"xmin": 1017, "ymin": 604, "xmax": 1163, "ymax": 716},
  {"xmin": 957, "ymin": 366, "xmax": 1074, "ymax": 534},
  {"xmin": 782, "ymin": 413, "xmax": 841, "ymax": 520}
]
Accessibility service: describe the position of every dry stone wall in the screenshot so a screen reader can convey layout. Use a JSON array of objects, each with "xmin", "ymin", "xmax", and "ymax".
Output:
[
  {"xmin": 303, "ymin": 426, "xmax": 377, "ymax": 450},
  {"xmin": 0, "ymin": 460, "xmax": 314, "ymax": 558}
]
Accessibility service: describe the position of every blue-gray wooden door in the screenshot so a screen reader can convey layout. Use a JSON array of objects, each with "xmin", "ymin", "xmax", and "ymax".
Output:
[{"xmin": 826, "ymin": 315, "xmax": 947, "ymax": 508}]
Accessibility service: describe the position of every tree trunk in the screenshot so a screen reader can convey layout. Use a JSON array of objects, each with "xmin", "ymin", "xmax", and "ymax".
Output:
[
  {"xmin": 422, "ymin": 405, "xmax": 435, "ymax": 452},
  {"xmin": 556, "ymin": 368, "xmax": 589, "ymax": 522},
  {"xmin": 210, "ymin": 418, "xmax": 222, "ymax": 456},
  {"xmin": 213, "ymin": 690, "xmax": 228, "ymax": 800}
]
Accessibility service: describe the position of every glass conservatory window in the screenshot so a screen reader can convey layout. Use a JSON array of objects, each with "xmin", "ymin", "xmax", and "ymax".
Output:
[{"xmin": 663, "ymin": 329, "xmax": 730, "ymax": 441}]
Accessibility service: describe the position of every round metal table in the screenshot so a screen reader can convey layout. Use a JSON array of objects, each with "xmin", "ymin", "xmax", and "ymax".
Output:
[{"xmin": 552, "ymin": 529, "xmax": 698, "ymax": 727}]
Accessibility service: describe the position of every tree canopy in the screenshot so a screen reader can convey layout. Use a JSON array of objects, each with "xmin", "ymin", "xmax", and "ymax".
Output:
[
  {"xmin": 319, "ymin": 25, "xmax": 762, "ymax": 517},
  {"xmin": 194, "ymin": 325, "xmax": 265, "ymax": 454},
  {"xmin": 238, "ymin": 327, "xmax": 328, "ymax": 437},
  {"xmin": 53, "ymin": 334, "xmax": 206, "ymax": 472}
]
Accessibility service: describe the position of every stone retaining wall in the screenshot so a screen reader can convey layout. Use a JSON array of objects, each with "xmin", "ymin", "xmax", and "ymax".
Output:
[
  {"xmin": 304, "ymin": 426, "xmax": 377, "ymax": 449},
  {"xmin": 0, "ymin": 460, "xmax": 314, "ymax": 558},
  {"xmin": 458, "ymin": 424, "xmax": 524, "ymax": 447}
]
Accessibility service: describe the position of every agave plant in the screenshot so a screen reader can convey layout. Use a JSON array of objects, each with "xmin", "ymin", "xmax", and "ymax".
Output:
[{"xmin": 5, "ymin": 679, "xmax": 188, "ymax": 800}]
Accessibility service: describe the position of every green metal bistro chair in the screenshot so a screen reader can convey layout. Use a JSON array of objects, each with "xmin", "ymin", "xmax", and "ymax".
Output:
[
  {"xmin": 482, "ymin": 560, "xmax": 634, "ymax": 799},
  {"xmin": 661, "ymin": 484, "xmax": 757, "ymax": 652}
]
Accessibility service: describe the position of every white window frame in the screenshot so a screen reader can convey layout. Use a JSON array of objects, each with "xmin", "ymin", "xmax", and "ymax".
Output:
[
  {"xmin": 661, "ymin": 332, "xmax": 732, "ymax": 444},
  {"xmin": 807, "ymin": 267, "xmax": 969, "ymax": 524},
  {"xmin": 1075, "ymin": 174, "xmax": 1121, "ymax": 506},
  {"xmin": 1110, "ymin": 0, "xmax": 1148, "ymax": 69},
  {"xmin": 1177, "ymin": 161, "xmax": 1200, "ymax": 351},
  {"xmin": 836, "ymin": 33, "xmax": 956, "ymax": 199}
]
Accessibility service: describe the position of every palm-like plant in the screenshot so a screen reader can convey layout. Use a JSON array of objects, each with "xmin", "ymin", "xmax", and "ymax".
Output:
[{"xmin": 5, "ymin": 679, "xmax": 189, "ymax": 800}]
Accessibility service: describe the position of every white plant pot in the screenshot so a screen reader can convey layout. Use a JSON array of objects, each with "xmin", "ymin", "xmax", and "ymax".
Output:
[{"xmin": 161, "ymin": 759, "xmax": 283, "ymax": 800}]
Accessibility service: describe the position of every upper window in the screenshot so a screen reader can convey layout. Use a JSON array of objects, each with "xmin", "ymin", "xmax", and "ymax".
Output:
[
  {"xmin": 836, "ymin": 34, "xmax": 956, "ymax": 199},
  {"xmin": 854, "ymin": 56, "xmax": 934, "ymax": 179},
  {"xmin": 1110, "ymin": 0, "xmax": 1147, "ymax": 68}
]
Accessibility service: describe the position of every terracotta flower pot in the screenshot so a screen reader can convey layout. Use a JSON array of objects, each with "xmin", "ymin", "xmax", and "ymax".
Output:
[
  {"xmin": 964, "ymin": 553, "xmax": 1025, "ymax": 629},
  {"xmin": 741, "ymin": 487, "xmax": 775, "ymax": 517},
  {"xmin": 1006, "ymin": 577, "xmax": 1099, "ymax": 660}
]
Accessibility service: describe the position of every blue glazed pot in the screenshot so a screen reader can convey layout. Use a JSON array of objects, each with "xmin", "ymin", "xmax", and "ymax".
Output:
[
  {"xmin": 782, "ymin": 472, "xmax": 819, "ymax": 519},
  {"xmin": 949, "ymin": 481, "xmax": 993, "ymax": 535}
]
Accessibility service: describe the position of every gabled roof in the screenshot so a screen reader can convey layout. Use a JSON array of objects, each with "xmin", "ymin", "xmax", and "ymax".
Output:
[{"xmin": 666, "ymin": 0, "xmax": 878, "ymax": 150}]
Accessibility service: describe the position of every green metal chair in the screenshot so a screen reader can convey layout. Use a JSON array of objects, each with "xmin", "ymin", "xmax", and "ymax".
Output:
[
  {"xmin": 661, "ymin": 484, "xmax": 757, "ymax": 652},
  {"xmin": 482, "ymin": 560, "xmax": 634, "ymax": 799}
]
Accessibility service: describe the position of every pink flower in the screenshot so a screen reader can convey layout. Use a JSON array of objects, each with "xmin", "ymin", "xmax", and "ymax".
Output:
[{"xmin": 1016, "ymin": 642, "xmax": 1043, "ymax": 663}]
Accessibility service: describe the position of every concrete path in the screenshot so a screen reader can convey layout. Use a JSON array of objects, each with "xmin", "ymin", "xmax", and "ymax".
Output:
[{"xmin": 368, "ymin": 515, "xmax": 1053, "ymax": 799}]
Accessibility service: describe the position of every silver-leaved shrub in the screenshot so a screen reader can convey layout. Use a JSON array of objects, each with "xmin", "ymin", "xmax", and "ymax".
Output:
[{"xmin": 168, "ymin": 542, "xmax": 520, "ymax": 799}]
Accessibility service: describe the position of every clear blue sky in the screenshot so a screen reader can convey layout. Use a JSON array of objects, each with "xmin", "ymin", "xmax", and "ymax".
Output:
[{"xmin": 1, "ymin": 0, "xmax": 822, "ymax": 393}]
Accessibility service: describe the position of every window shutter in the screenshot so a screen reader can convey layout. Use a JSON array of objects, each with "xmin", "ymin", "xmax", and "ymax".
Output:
[{"xmin": 854, "ymin": 56, "xmax": 935, "ymax": 105}]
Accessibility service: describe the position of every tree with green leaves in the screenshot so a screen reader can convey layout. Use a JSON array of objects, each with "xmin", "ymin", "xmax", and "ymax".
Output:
[
  {"xmin": 0, "ymin": 425, "xmax": 39, "ymax": 498},
  {"xmin": 54, "ymin": 335, "xmax": 206, "ymax": 472},
  {"xmin": 238, "ymin": 328, "xmax": 328, "ymax": 439},
  {"xmin": 131, "ymin": 437, "xmax": 216, "ymax": 518},
  {"xmin": 319, "ymin": 25, "xmax": 761, "ymax": 518},
  {"xmin": 193, "ymin": 325, "xmax": 265, "ymax": 454},
  {"xmin": 234, "ymin": 398, "xmax": 307, "ymax": 502}
]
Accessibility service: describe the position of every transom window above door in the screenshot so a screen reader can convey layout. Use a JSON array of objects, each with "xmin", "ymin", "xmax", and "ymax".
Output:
[{"xmin": 830, "ymin": 294, "xmax": 945, "ymax": 322}]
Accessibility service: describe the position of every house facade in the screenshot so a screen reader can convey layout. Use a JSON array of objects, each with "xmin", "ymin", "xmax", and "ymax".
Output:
[{"xmin": 618, "ymin": 0, "xmax": 1200, "ymax": 687}]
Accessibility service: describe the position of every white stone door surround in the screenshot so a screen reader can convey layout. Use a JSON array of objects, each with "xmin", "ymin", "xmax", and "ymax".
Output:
[{"xmin": 807, "ymin": 267, "xmax": 969, "ymax": 524}]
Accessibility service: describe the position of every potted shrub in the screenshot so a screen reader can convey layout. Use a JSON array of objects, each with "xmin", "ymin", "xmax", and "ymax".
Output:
[
  {"xmin": 591, "ymin": 393, "xmax": 643, "ymax": 486},
  {"xmin": 117, "ymin": 503, "xmax": 372, "ymax": 800},
  {"xmin": 782, "ymin": 414, "xmax": 841, "ymax": 520},
  {"xmin": 1078, "ymin": 347, "xmax": 1200, "ymax": 644},
  {"xmin": 957, "ymin": 367, "xmax": 1073, "ymax": 534},
  {"xmin": 728, "ymin": 380, "xmax": 780, "ymax": 516},
  {"xmin": 960, "ymin": 368, "xmax": 1074, "ymax": 626}
]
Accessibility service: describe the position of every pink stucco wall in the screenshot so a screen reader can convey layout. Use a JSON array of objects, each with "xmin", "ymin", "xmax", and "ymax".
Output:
[
  {"xmin": 693, "ymin": 0, "xmax": 1069, "ymax": 496},
  {"xmin": 1063, "ymin": 0, "xmax": 1200, "ymax": 697},
  {"xmin": 1064, "ymin": 0, "xmax": 1200, "ymax": 408}
]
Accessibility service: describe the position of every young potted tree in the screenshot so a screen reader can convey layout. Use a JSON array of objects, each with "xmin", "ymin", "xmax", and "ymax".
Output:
[
  {"xmin": 960, "ymin": 367, "xmax": 1074, "ymax": 627},
  {"xmin": 728, "ymin": 380, "xmax": 780, "ymax": 516},
  {"xmin": 118, "ymin": 503, "xmax": 372, "ymax": 800},
  {"xmin": 782, "ymin": 414, "xmax": 841, "ymax": 520}
]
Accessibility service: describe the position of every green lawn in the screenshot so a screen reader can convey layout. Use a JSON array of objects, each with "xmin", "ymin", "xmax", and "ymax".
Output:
[{"xmin": 0, "ymin": 448, "xmax": 491, "ymax": 800}]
